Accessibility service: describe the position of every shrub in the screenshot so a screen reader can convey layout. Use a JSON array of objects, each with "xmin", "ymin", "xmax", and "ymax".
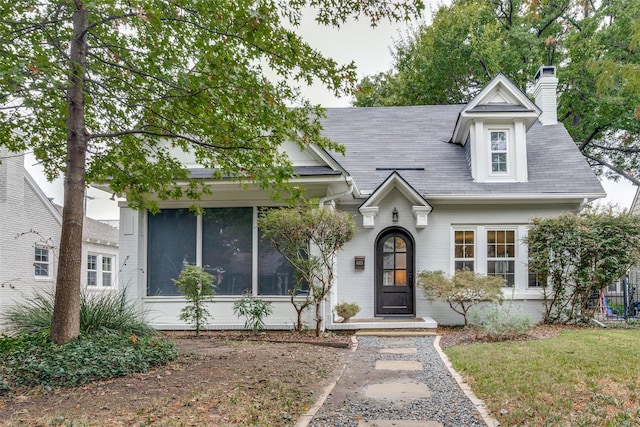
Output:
[
  {"xmin": 334, "ymin": 302, "xmax": 360, "ymax": 322},
  {"xmin": 417, "ymin": 270, "xmax": 505, "ymax": 325},
  {"xmin": 3, "ymin": 288, "xmax": 156, "ymax": 337},
  {"xmin": 233, "ymin": 294, "xmax": 274, "ymax": 332},
  {"xmin": 173, "ymin": 264, "xmax": 215, "ymax": 336},
  {"xmin": 0, "ymin": 332, "xmax": 177, "ymax": 390},
  {"xmin": 468, "ymin": 303, "xmax": 533, "ymax": 339}
]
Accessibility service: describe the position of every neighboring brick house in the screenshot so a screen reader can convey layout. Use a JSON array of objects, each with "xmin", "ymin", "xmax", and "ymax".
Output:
[
  {"xmin": 114, "ymin": 67, "xmax": 606, "ymax": 329},
  {"xmin": 0, "ymin": 149, "xmax": 118, "ymax": 326}
]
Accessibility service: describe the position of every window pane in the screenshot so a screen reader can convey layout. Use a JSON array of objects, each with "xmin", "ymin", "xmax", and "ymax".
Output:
[
  {"xmin": 395, "ymin": 237, "xmax": 406, "ymax": 252},
  {"xmin": 492, "ymin": 154, "xmax": 507, "ymax": 172},
  {"xmin": 395, "ymin": 270, "xmax": 407, "ymax": 286},
  {"xmin": 383, "ymin": 271, "xmax": 394, "ymax": 286},
  {"xmin": 383, "ymin": 237, "xmax": 394, "ymax": 253},
  {"xmin": 102, "ymin": 257, "xmax": 112, "ymax": 272},
  {"xmin": 258, "ymin": 208, "xmax": 305, "ymax": 296},
  {"xmin": 102, "ymin": 272, "xmax": 112, "ymax": 287},
  {"xmin": 87, "ymin": 255, "xmax": 97, "ymax": 270},
  {"xmin": 35, "ymin": 247, "xmax": 49, "ymax": 276},
  {"xmin": 87, "ymin": 271, "xmax": 97, "ymax": 286},
  {"xmin": 147, "ymin": 209, "xmax": 197, "ymax": 296},
  {"xmin": 383, "ymin": 253, "xmax": 394, "ymax": 269},
  {"xmin": 491, "ymin": 131, "xmax": 506, "ymax": 150},
  {"xmin": 203, "ymin": 208, "xmax": 253, "ymax": 295},
  {"xmin": 455, "ymin": 260, "xmax": 474, "ymax": 271},
  {"xmin": 395, "ymin": 253, "xmax": 406, "ymax": 269}
]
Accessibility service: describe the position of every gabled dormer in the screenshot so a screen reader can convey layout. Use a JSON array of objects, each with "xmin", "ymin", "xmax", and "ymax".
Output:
[{"xmin": 451, "ymin": 72, "xmax": 542, "ymax": 183}]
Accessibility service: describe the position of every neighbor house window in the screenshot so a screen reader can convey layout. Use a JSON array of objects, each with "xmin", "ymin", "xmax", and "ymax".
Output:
[
  {"xmin": 87, "ymin": 254, "xmax": 114, "ymax": 287},
  {"xmin": 102, "ymin": 256, "xmax": 113, "ymax": 287},
  {"xmin": 487, "ymin": 230, "xmax": 515, "ymax": 286},
  {"xmin": 490, "ymin": 130, "xmax": 508, "ymax": 173},
  {"xmin": 34, "ymin": 246, "xmax": 50, "ymax": 277},
  {"xmin": 87, "ymin": 255, "xmax": 98, "ymax": 286},
  {"xmin": 454, "ymin": 230, "xmax": 475, "ymax": 271}
]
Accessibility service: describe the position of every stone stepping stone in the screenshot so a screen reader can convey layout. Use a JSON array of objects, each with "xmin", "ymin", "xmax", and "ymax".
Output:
[
  {"xmin": 379, "ymin": 347, "xmax": 417, "ymax": 354},
  {"xmin": 357, "ymin": 420, "xmax": 443, "ymax": 426},
  {"xmin": 366, "ymin": 382, "xmax": 431, "ymax": 400},
  {"xmin": 375, "ymin": 360, "xmax": 423, "ymax": 370},
  {"xmin": 384, "ymin": 339, "xmax": 415, "ymax": 346}
]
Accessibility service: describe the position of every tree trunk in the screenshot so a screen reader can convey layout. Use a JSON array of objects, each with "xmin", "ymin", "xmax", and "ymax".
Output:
[{"xmin": 49, "ymin": 5, "xmax": 88, "ymax": 344}]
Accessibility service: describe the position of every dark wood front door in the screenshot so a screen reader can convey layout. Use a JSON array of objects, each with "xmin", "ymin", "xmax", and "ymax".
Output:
[{"xmin": 375, "ymin": 229, "xmax": 414, "ymax": 316}]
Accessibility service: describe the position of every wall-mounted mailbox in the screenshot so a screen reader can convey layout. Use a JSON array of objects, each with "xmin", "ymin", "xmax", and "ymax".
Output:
[{"xmin": 354, "ymin": 256, "xmax": 365, "ymax": 270}]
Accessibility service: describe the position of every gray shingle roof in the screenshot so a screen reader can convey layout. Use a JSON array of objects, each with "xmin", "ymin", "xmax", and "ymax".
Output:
[
  {"xmin": 53, "ymin": 204, "xmax": 119, "ymax": 245},
  {"xmin": 321, "ymin": 105, "xmax": 605, "ymax": 198}
]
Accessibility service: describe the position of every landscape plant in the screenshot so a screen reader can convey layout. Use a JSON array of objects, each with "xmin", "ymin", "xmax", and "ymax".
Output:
[
  {"xmin": 526, "ymin": 208, "xmax": 640, "ymax": 323},
  {"xmin": 3, "ymin": 288, "xmax": 156, "ymax": 337},
  {"xmin": 467, "ymin": 302, "xmax": 532, "ymax": 339},
  {"xmin": 0, "ymin": 0, "xmax": 422, "ymax": 344},
  {"xmin": 173, "ymin": 264, "xmax": 215, "ymax": 336},
  {"xmin": 416, "ymin": 270, "xmax": 505, "ymax": 326},
  {"xmin": 0, "ymin": 332, "xmax": 177, "ymax": 390},
  {"xmin": 334, "ymin": 302, "xmax": 360, "ymax": 322},
  {"xmin": 233, "ymin": 294, "xmax": 274, "ymax": 332},
  {"xmin": 258, "ymin": 206, "xmax": 355, "ymax": 336}
]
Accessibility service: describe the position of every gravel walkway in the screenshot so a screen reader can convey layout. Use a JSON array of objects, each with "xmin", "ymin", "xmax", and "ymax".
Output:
[{"xmin": 308, "ymin": 336, "xmax": 487, "ymax": 427}]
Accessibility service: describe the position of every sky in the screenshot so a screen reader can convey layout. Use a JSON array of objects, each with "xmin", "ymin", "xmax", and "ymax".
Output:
[{"xmin": 26, "ymin": 5, "xmax": 637, "ymax": 219}]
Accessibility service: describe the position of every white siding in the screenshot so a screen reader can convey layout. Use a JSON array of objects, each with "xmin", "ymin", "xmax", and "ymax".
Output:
[{"xmin": 0, "ymin": 153, "xmax": 61, "ymax": 326}]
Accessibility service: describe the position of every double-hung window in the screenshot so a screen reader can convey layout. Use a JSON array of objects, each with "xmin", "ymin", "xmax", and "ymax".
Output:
[
  {"xmin": 487, "ymin": 230, "xmax": 515, "ymax": 286},
  {"xmin": 87, "ymin": 254, "xmax": 114, "ymax": 287},
  {"xmin": 34, "ymin": 246, "xmax": 50, "ymax": 277},
  {"xmin": 454, "ymin": 230, "xmax": 475, "ymax": 271},
  {"xmin": 490, "ymin": 130, "xmax": 508, "ymax": 173}
]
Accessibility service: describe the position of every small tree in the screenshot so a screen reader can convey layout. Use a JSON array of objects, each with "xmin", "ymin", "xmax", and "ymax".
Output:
[
  {"xmin": 417, "ymin": 270, "xmax": 505, "ymax": 326},
  {"xmin": 173, "ymin": 264, "xmax": 215, "ymax": 336},
  {"xmin": 259, "ymin": 205, "xmax": 355, "ymax": 336},
  {"xmin": 526, "ymin": 208, "xmax": 640, "ymax": 323}
]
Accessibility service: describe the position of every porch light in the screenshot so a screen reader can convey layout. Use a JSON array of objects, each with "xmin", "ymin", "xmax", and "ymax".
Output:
[{"xmin": 392, "ymin": 208, "xmax": 399, "ymax": 223}]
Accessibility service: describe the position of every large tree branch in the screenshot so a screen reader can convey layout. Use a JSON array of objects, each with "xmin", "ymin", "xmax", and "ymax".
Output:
[
  {"xmin": 583, "ymin": 153, "xmax": 640, "ymax": 185},
  {"xmin": 579, "ymin": 124, "xmax": 610, "ymax": 151}
]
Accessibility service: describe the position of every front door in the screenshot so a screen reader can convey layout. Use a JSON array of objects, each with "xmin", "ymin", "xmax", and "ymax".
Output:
[{"xmin": 375, "ymin": 229, "xmax": 414, "ymax": 316}]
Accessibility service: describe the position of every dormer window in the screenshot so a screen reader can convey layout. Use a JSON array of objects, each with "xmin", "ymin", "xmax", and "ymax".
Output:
[{"xmin": 490, "ymin": 130, "xmax": 508, "ymax": 173}]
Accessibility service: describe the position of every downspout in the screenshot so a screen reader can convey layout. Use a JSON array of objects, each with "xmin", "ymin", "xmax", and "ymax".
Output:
[
  {"xmin": 579, "ymin": 197, "xmax": 589, "ymax": 212},
  {"xmin": 318, "ymin": 176, "xmax": 355, "ymax": 207},
  {"xmin": 317, "ymin": 176, "xmax": 355, "ymax": 332}
]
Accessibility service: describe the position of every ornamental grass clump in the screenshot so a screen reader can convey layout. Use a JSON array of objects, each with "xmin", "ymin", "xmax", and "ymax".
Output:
[
  {"xmin": 3, "ymin": 288, "xmax": 155, "ymax": 337},
  {"xmin": 467, "ymin": 302, "xmax": 532, "ymax": 339}
]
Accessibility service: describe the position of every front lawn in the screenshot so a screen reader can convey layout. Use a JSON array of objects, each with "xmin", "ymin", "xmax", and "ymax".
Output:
[{"xmin": 446, "ymin": 329, "xmax": 640, "ymax": 427}]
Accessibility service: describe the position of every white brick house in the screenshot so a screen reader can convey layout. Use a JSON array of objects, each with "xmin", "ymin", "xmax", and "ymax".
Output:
[
  {"xmin": 0, "ymin": 149, "xmax": 119, "ymax": 327},
  {"xmin": 116, "ymin": 67, "xmax": 606, "ymax": 329}
]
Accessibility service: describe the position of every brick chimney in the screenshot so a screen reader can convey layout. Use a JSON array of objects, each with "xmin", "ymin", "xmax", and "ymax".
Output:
[{"xmin": 533, "ymin": 65, "xmax": 558, "ymax": 126}]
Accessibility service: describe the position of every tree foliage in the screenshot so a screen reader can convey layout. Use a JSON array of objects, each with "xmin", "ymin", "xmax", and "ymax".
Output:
[
  {"xmin": 258, "ymin": 205, "xmax": 355, "ymax": 336},
  {"xmin": 353, "ymin": 0, "xmax": 640, "ymax": 185},
  {"xmin": 416, "ymin": 269, "xmax": 505, "ymax": 326},
  {"xmin": 526, "ymin": 208, "xmax": 640, "ymax": 324},
  {"xmin": 0, "ymin": 0, "xmax": 422, "ymax": 343},
  {"xmin": 173, "ymin": 264, "xmax": 215, "ymax": 336}
]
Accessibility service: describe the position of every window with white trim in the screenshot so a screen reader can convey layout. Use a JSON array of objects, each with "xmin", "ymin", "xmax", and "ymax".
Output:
[
  {"xmin": 487, "ymin": 230, "xmax": 515, "ymax": 286},
  {"xmin": 87, "ymin": 254, "xmax": 114, "ymax": 287},
  {"xmin": 454, "ymin": 230, "xmax": 475, "ymax": 271},
  {"xmin": 489, "ymin": 130, "xmax": 508, "ymax": 173},
  {"xmin": 34, "ymin": 246, "xmax": 50, "ymax": 277}
]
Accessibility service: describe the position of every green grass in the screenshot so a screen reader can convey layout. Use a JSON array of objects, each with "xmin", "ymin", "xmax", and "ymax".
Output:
[{"xmin": 446, "ymin": 329, "xmax": 640, "ymax": 426}]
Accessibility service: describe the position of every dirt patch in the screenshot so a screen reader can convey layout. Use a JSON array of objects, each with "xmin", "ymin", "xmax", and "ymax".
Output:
[{"xmin": 0, "ymin": 331, "xmax": 353, "ymax": 426}]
